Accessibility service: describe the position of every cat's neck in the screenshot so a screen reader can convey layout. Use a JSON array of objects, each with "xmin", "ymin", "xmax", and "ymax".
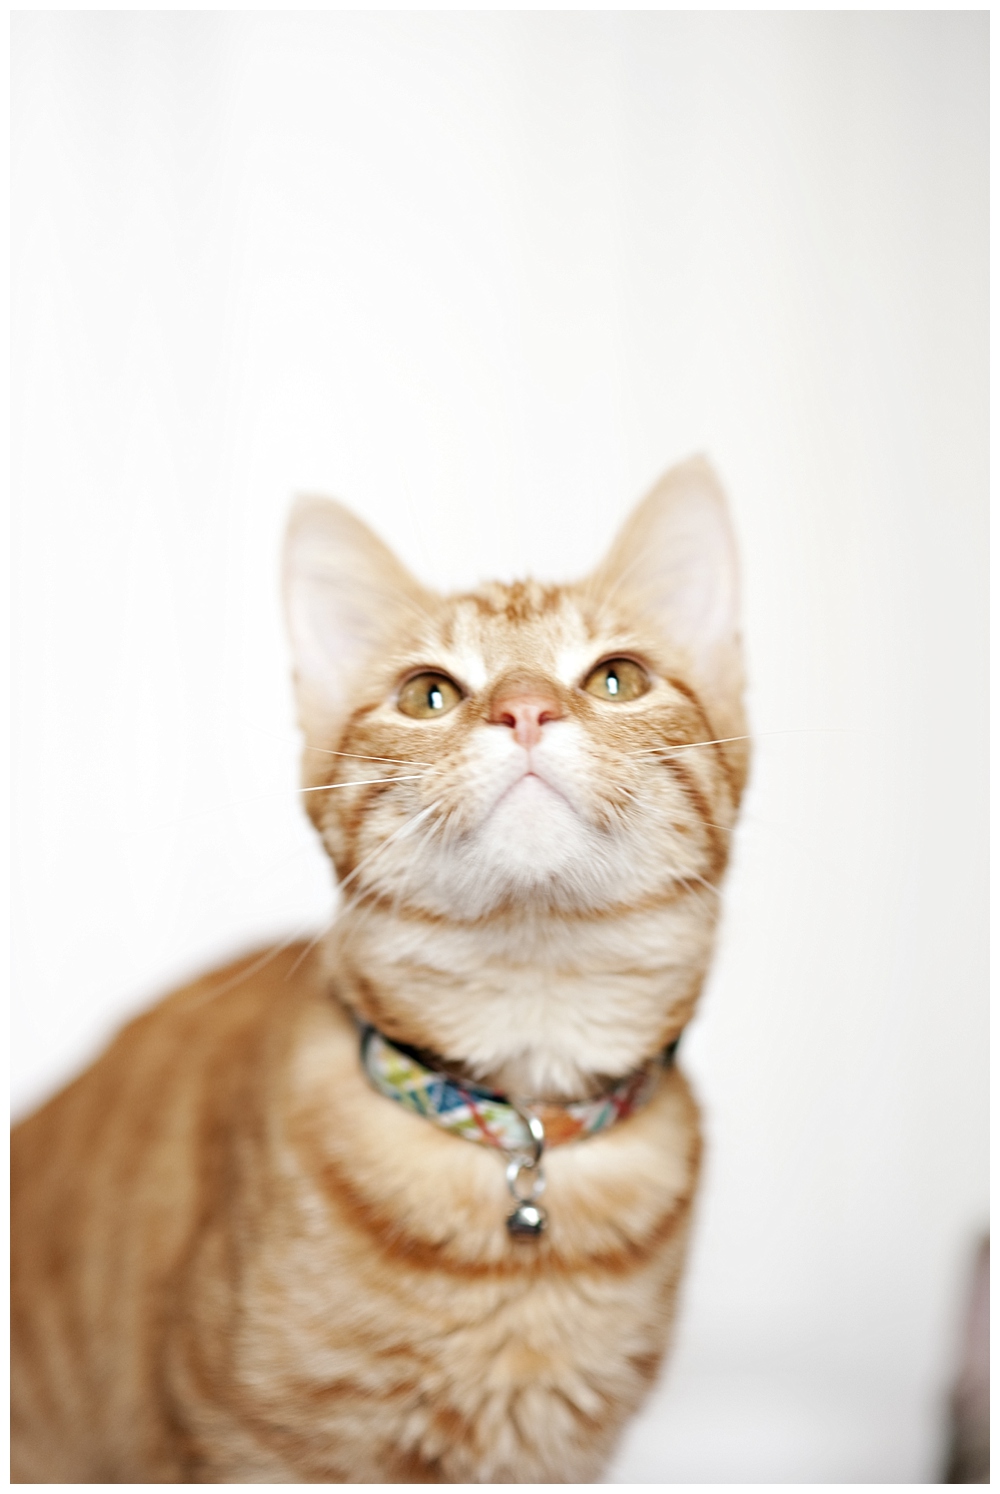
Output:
[{"xmin": 323, "ymin": 889, "xmax": 718, "ymax": 1100}]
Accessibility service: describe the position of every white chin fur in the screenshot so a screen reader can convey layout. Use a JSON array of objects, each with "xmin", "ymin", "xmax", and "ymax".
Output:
[
  {"xmin": 478, "ymin": 774, "xmax": 584, "ymax": 879},
  {"xmin": 413, "ymin": 787, "xmax": 635, "ymax": 918},
  {"xmin": 432, "ymin": 727, "xmax": 615, "ymax": 911}
]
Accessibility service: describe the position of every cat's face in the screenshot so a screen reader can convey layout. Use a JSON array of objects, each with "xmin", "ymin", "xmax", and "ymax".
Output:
[{"xmin": 285, "ymin": 459, "xmax": 748, "ymax": 924}]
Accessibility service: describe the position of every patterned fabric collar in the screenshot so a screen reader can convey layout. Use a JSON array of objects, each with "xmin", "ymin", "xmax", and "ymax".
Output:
[{"xmin": 359, "ymin": 1023, "xmax": 677, "ymax": 1157}]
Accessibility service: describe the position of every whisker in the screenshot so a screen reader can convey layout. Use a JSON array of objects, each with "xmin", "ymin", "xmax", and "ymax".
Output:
[
  {"xmin": 282, "ymin": 800, "xmax": 442, "ymax": 986},
  {"xmin": 239, "ymin": 721, "xmax": 434, "ymax": 769},
  {"xmin": 297, "ymin": 774, "xmax": 430, "ymax": 795},
  {"xmin": 117, "ymin": 774, "xmax": 433, "ymax": 836},
  {"xmin": 690, "ymin": 871, "xmax": 721, "ymax": 898},
  {"xmin": 621, "ymin": 733, "xmax": 754, "ymax": 758},
  {"xmin": 602, "ymin": 777, "xmax": 737, "ymax": 838},
  {"xmin": 184, "ymin": 921, "xmax": 324, "ymax": 1007},
  {"xmin": 622, "ymin": 728, "xmax": 854, "ymax": 761},
  {"xmin": 283, "ymin": 909, "xmax": 340, "ymax": 981},
  {"xmin": 602, "ymin": 782, "xmax": 641, "ymax": 804},
  {"xmin": 672, "ymin": 874, "xmax": 720, "ymax": 919},
  {"xmin": 283, "ymin": 801, "xmax": 444, "ymax": 982},
  {"xmin": 385, "ymin": 815, "xmax": 442, "ymax": 923},
  {"xmin": 337, "ymin": 800, "xmax": 443, "ymax": 898},
  {"xmin": 303, "ymin": 745, "xmax": 436, "ymax": 768}
]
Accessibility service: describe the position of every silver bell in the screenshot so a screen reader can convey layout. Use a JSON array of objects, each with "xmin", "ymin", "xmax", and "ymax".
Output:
[
  {"xmin": 506, "ymin": 1200, "xmax": 547, "ymax": 1239},
  {"xmin": 505, "ymin": 1111, "xmax": 547, "ymax": 1241}
]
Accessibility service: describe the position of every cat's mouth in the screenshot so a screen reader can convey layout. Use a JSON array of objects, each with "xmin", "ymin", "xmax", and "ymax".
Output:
[{"xmin": 488, "ymin": 766, "xmax": 574, "ymax": 820}]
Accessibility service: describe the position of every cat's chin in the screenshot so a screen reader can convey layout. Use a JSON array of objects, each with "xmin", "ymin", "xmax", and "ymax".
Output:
[
  {"xmin": 384, "ymin": 775, "xmax": 605, "ymax": 919},
  {"xmin": 478, "ymin": 773, "xmax": 587, "ymax": 875},
  {"xmin": 488, "ymin": 770, "xmax": 571, "ymax": 819}
]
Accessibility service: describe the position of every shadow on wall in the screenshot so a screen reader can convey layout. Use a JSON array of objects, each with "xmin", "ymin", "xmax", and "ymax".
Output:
[{"xmin": 943, "ymin": 1236, "xmax": 989, "ymax": 1484}]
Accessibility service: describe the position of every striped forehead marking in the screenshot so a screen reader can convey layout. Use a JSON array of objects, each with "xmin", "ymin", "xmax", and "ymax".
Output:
[{"xmin": 438, "ymin": 590, "xmax": 592, "ymax": 690}]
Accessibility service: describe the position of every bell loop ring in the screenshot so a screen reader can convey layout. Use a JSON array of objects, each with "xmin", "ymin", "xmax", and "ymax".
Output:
[
  {"xmin": 506, "ymin": 1155, "xmax": 546, "ymax": 1202},
  {"xmin": 509, "ymin": 1105, "xmax": 545, "ymax": 1165},
  {"xmin": 505, "ymin": 1104, "xmax": 546, "ymax": 1202},
  {"xmin": 504, "ymin": 1106, "xmax": 548, "ymax": 1238}
]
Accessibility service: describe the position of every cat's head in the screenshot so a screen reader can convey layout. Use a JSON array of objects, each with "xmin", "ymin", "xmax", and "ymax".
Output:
[{"xmin": 284, "ymin": 458, "xmax": 748, "ymax": 925}]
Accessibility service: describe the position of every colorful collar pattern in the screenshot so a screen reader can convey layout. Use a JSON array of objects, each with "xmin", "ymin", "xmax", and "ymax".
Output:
[{"xmin": 360, "ymin": 1024, "xmax": 676, "ymax": 1157}]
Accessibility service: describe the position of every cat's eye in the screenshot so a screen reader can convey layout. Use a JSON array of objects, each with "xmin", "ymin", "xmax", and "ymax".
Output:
[
  {"xmin": 582, "ymin": 658, "xmax": 650, "ymax": 704},
  {"xmin": 397, "ymin": 672, "xmax": 464, "ymax": 720}
]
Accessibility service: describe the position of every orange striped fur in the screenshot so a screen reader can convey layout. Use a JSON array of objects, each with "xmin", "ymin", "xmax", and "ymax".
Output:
[{"xmin": 12, "ymin": 457, "xmax": 748, "ymax": 1481}]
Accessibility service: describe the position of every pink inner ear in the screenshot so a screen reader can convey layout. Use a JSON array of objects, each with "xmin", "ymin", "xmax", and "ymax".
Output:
[
  {"xmin": 283, "ymin": 494, "xmax": 434, "ymax": 741},
  {"xmin": 593, "ymin": 459, "xmax": 741, "ymax": 696}
]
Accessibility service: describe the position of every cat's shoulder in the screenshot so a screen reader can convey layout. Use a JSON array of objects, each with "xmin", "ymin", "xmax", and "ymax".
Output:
[{"xmin": 12, "ymin": 942, "xmax": 324, "ymax": 1151}]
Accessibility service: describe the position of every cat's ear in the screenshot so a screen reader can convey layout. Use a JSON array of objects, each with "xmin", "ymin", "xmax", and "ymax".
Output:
[
  {"xmin": 283, "ymin": 496, "xmax": 433, "ymax": 743},
  {"xmin": 592, "ymin": 457, "xmax": 744, "ymax": 711}
]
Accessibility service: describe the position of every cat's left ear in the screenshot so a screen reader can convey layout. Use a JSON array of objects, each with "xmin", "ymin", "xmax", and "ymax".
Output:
[
  {"xmin": 283, "ymin": 496, "xmax": 434, "ymax": 744},
  {"xmin": 589, "ymin": 456, "xmax": 745, "ymax": 719}
]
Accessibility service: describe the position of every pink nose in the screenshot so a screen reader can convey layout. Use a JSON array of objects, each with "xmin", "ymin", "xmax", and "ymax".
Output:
[{"xmin": 488, "ymin": 691, "xmax": 563, "ymax": 748}]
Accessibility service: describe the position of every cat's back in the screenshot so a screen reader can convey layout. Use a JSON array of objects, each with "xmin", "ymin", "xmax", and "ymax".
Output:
[{"xmin": 11, "ymin": 944, "xmax": 312, "ymax": 1482}]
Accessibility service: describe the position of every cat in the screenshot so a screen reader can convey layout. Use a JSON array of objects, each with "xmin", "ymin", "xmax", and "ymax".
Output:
[{"xmin": 11, "ymin": 456, "xmax": 749, "ymax": 1482}]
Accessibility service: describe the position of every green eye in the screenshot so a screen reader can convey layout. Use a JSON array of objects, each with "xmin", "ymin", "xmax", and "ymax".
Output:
[
  {"xmin": 397, "ymin": 672, "xmax": 463, "ymax": 720},
  {"xmin": 582, "ymin": 658, "xmax": 650, "ymax": 703}
]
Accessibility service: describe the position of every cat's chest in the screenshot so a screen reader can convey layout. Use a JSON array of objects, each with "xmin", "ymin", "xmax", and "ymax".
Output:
[
  {"xmin": 279, "ymin": 988, "xmax": 699, "ymax": 1267},
  {"xmin": 172, "ymin": 991, "xmax": 700, "ymax": 1480},
  {"xmin": 230, "ymin": 1193, "xmax": 690, "ymax": 1481}
]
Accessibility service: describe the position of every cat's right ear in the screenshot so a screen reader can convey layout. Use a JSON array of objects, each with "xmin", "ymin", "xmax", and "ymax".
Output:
[
  {"xmin": 587, "ymin": 456, "xmax": 745, "ymax": 732},
  {"xmin": 283, "ymin": 497, "xmax": 433, "ymax": 743}
]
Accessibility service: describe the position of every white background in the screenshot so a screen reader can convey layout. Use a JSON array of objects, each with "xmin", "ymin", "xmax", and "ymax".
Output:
[{"xmin": 12, "ymin": 14, "xmax": 987, "ymax": 1483}]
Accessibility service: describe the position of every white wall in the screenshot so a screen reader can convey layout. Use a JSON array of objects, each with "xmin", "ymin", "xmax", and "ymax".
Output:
[{"xmin": 12, "ymin": 14, "xmax": 987, "ymax": 1482}]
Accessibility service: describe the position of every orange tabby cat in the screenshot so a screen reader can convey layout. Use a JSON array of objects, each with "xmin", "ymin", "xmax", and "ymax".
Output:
[{"xmin": 11, "ymin": 457, "xmax": 748, "ymax": 1482}]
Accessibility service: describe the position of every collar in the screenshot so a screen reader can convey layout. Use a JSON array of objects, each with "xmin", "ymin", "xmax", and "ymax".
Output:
[{"xmin": 359, "ymin": 1023, "xmax": 678, "ymax": 1158}]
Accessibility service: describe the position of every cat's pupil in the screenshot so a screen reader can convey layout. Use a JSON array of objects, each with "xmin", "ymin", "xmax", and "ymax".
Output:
[
  {"xmin": 606, "ymin": 672, "xmax": 619, "ymax": 696},
  {"xmin": 429, "ymin": 686, "xmax": 443, "ymax": 711}
]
